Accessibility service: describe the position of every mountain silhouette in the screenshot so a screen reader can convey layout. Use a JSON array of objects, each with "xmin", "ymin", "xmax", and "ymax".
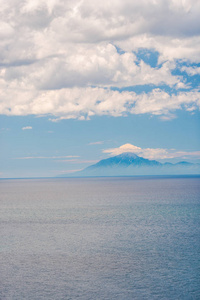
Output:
[
  {"xmin": 86, "ymin": 152, "xmax": 161, "ymax": 169},
  {"xmin": 59, "ymin": 152, "xmax": 200, "ymax": 177}
]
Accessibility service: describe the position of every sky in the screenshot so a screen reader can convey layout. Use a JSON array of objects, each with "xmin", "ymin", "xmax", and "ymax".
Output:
[{"xmin": 0, "ymin": 0, "xmax": 200, "ymax": 178}]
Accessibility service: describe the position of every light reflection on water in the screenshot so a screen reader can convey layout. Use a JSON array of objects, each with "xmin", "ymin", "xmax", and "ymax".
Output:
[{"xmin": 0, "ymin": 177, "xmax": 200, "ymax": 299}]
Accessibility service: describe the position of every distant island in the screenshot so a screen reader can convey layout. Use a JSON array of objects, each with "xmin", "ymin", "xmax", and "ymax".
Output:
[{"xmin": 59, "ymin": 152, "xmax": 200, "ymax": 177}]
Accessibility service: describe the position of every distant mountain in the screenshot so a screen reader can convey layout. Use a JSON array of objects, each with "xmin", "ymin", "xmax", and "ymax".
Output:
[
  {"xmin": 88, "ymin": 152, "xmax": 162, "ymax": 168},
  {"xmin": 59, "ymin": 152, "xmax": 200, "ymax": 177}
]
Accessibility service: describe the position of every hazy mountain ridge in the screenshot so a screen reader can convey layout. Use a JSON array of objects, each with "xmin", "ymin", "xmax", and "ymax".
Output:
[
  {"xmin": 87, "ymin": 153, "xmax": 162, "ymax": 169},
  {"xmin": 60, "ymin": 152, "xmax": 200, "ymax": 177}
]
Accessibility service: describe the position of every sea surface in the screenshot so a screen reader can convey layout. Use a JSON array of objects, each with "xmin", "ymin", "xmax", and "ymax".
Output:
[{"xmin": 0, "ymin": 177, "xmax": 200, "ymax": 300}]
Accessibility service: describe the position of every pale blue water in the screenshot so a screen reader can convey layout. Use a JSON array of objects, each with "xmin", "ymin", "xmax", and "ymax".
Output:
[{"xmin": 0, "ymin": 177, "xmax": 200, "ymax": 300}]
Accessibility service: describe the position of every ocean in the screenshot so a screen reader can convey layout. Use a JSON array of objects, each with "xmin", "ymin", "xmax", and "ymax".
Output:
[{"xmin": 0, "ymin": 177, "xmax": 200, "ymax": 299}]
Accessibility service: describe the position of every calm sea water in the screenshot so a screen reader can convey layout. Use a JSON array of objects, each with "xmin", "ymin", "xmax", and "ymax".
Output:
[{"xmin": 0, "ymin": 177, "xmax": 200, "ymax": 300}]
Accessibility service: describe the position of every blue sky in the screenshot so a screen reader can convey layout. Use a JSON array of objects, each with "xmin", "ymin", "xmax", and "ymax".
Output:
[{"xmin": 0, "ymin": 0, "xmax": 200, "ymax": 178}]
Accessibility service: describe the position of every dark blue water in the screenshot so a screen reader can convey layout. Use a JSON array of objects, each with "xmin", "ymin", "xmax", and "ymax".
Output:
[{"xmin": 0, "ymin": 177, "xmax": 200, "ymax": 299}]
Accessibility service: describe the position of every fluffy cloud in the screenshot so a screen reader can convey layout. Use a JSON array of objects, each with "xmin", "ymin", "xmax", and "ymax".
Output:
[
  {"xmin": 181, "ymin": 66, "xmax": 200, "ymax": 76},
  {"xmin": 0, "ymin": 0, "xmax": 200, "ymax": 120},
  {"xmin": 1, "ymin": 87, "xmax": 199, "ymax": 120},
  {"xmin": 103, "ymin": 143, "xmax": 200, "ymax": 160},
  {"xmin": 1, "ymin": 44, "xmax": 181, "ymax": 90},
  {"xmin": 131, "ymin": 89, "xmax": 200, "ymax": 116},
  {"xmin": 1, "ymin": 0, "xmax": 199, "ymax": 60}
]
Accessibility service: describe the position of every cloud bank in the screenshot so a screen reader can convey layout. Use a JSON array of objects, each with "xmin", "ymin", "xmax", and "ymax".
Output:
[
  {"xmin": 1, "ymin": 88, "xmax": 200, "ymax": 120},
  {"xmin": 0, "ymin": 0, "xmax": 200, "ymax": 120}
]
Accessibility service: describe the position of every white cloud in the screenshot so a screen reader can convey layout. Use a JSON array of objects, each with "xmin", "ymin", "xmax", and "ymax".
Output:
[
  {"xmin": 89, "ymin": 141, "xmax": 104, "ymax": 145},
  {"xmin": 130, "ymin": 89, "xmax": 200, "ymax": 116},
  {"xmin": 0, "ymin": 0, "xmax": 199, "ymax": 60},
  {"xmin": 0, "ymin": 21, "xmax": 14, "ymax": 39},
  {"xmin": 103, "ymin": 143, "xmax": 200, "ymax": 160},
  {"xmin": 1, "ymin": 44, "xmax": 181, "ymax": 90},
  {"xmin": 181, "ymin": 66, "xmax": 200, "ymax": 76},
  {"xmin": 1, "ymin": 87, "xmax": 199, "ymax": 120},
  {"xmin": 0, "ymin": 0, "xmax": 199, "ymax": 120},
  {"xmin": 22, "ymin": 126, "xmax": 32, "ymax": 130}
]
